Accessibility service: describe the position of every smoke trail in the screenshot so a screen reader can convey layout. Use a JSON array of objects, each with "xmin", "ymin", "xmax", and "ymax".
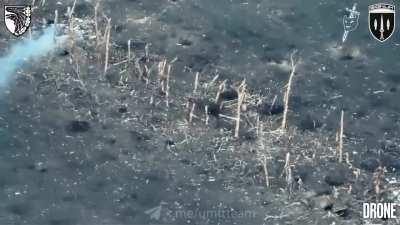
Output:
[{"xmin": 0, "ymin": 25, "xmax": 64, "ymax": 87}]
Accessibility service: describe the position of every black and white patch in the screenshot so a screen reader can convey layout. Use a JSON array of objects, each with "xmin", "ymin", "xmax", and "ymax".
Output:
[
  {"xmin": 368, "ymin": 3, "xmax": 395, "ymax": 42},
  {"xmin": 4, "ymin": 5, "xmax": 31, "ymax": 37}
]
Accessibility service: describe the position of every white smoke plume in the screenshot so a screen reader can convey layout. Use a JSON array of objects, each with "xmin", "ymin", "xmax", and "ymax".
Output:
[{"xmin": 0, "ymin": 25, "xmax": 66, "ymax": 87}]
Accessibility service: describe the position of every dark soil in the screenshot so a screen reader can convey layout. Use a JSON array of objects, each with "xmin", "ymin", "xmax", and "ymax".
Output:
[{"xmin": 0, "ymin": 0, "xmax": 399, "ymax": 225}]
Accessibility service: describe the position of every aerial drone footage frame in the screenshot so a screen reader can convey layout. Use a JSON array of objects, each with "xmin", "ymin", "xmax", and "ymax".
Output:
[{"xmin": 0, "ymin": 0, "xmax": 400, "ymax": 224}]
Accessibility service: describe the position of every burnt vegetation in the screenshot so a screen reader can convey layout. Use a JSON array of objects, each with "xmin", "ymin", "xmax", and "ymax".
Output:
[{"xmin": 1, "ymin": 0, "xmax": 400, "ymax": 225}]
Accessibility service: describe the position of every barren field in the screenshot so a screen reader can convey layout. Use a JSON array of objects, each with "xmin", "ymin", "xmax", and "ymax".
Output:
[{"xmin": 0, "ymin": 0, "xmax": 400, "ymax": 225}]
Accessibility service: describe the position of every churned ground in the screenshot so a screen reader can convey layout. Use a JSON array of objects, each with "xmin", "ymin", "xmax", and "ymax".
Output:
[{"xmin": 0, "ymin": 0, "xmax": 400, "ymax": 224}]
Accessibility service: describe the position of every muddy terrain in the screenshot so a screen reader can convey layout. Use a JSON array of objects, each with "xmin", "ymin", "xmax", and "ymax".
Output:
[{"xmin": 0, "ymin": 0, "xmax": 400, "ymax": 225}]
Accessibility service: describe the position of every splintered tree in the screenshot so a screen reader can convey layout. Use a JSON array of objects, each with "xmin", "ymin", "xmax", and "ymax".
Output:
[
  {"xmin": 235, "ymin": 80, "xmax": 247, "ymax": 138},
  {"xmin": 281, "ymin": 50, "xmax": 298, "ymax": 131}
]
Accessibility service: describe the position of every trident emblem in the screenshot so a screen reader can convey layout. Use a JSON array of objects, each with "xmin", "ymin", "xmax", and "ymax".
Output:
[
  {"xmin": 369, "ymin": 3, "xmax": 395, "ymax": 42},
  {"xmin": 342, "ymin": 3, "xmax": 360, "ymax": 43}
]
